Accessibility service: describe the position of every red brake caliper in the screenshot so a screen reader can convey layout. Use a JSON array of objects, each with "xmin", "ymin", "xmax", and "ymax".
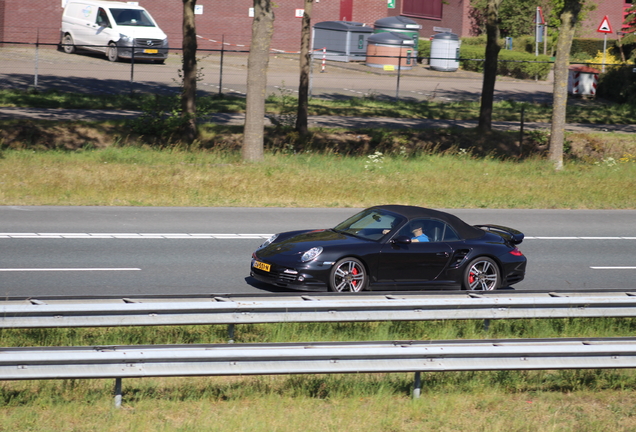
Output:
[{"xmin": 351, "ymin": 266, "xmax": 358, "ymax": 287}]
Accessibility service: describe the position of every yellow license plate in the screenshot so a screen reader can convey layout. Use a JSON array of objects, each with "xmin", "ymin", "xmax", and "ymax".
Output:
[
  {"xmin": 253, "ymin": 261, "xmax": 271, "ymax": 272},
  {"xmin": 144, "ymin": 49, "xmax": 158, "ymax": 54}
]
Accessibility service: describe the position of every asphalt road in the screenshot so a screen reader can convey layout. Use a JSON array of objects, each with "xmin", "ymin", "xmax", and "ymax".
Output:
[{"xmin": 1, "ymin": 206, "xmax": 635, "ymax": 297}]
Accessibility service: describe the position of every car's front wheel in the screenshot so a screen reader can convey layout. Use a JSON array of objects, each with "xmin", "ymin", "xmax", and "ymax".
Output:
[
  {"xmin": 62, "ymin": 34, "xmax": 75, "ymax": 54},
  {"xmin": 329, "ymin": 258, "xmax": 368, "ymax": 292},
  {"xmin": 463, "ymin": 257, "xmax": 500, "ymax": 291},
  {"xmin": 107, "ymin": 42, "xmax": 119, "ymax": 62}
]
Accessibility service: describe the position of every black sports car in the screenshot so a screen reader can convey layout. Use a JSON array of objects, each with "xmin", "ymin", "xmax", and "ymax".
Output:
[{"xmin": 250, "ymin": 205, "xmax": 527, "ymax": 292}]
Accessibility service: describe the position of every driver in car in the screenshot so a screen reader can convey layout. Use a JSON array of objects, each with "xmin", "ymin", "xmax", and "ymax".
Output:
[{"xmin": 411, "ymin": 224, "xmax": 429, "ymax": 242}]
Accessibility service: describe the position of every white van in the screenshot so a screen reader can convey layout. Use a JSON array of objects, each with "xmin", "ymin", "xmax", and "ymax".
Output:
[{"xmin": 60, "ymin": 0, "xmax": 169, "ymax": 63}]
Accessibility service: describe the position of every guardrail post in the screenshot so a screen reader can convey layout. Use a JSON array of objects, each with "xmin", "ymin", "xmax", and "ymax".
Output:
[
  {"xmin": 228, "ymin": 324, "xmax": 235, "ymax": 343},
  {"xmin": 412, "ymin": 371, "xmax": 421, "ymax": 399},
  {"xmin": 114, "ymin": 377, "xmax": 123, "ymax": 408},
  {"xmin": 484, "ymin": 319, "xmax": 491, "ymax": 332}
]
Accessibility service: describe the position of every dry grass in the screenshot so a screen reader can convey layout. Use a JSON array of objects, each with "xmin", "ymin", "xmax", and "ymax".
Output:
[
  {"xmin": 1, "ymin": 376, "xmax": 636, "ymax": 431},
  {"xmin": 1, "ymin": 146, "xmax": 635, "ymax": 209}
]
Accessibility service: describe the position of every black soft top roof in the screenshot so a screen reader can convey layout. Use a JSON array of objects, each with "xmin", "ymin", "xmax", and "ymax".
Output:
[{"xmin": 370, "ymin": 205, "xmax": 485, "ymax": 240}]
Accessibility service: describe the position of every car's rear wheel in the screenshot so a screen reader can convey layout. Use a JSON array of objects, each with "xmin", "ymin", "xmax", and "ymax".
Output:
[
  {"xmin": 62, "ymin": 34, "xmax": 75, "ymax": 54},
  {"xmin": 107, "ymin": 42, "xmax": 119, "ymax": 62},
  {"xmin": 329, "ymin": 258, "xmax": 368, "ymax": 292},
  {"xmin": 463, "ymin": 257, "xmax": 500, "ymax": 291}
]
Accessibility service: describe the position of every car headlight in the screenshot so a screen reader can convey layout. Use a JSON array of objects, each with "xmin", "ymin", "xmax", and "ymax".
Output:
[
  {"xmin": 301, "ymin": 247, "xmax": 323, "ymax": 262},
  {"xmin": 257, "ymin": 234, "xmax": 278, "ymax": 250},
  {"xmin": 119, "ymin": 34, "xmax": 133, "ymax": 45}
]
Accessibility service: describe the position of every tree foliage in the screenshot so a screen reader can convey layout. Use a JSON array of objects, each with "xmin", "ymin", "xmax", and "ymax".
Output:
[
  {"xmin": 620, "ymin": 4, "xmax": 636, "ymax": 59},
  {"xmin": 470, "ymin": 0, "xmax": 548, "ymax": 38}
]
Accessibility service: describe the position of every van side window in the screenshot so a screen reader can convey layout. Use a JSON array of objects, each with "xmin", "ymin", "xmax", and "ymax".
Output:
[{"xmin": 96, "ymin": 8, "xmax": 111, "ymax": 27}]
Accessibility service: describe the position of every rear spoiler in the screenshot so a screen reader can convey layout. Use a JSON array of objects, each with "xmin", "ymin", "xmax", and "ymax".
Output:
[{"xmin": 474, "ymin": 224, "xmax": 524, "ymax": 245}]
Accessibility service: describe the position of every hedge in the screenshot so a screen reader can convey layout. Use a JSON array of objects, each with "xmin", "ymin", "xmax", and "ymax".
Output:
[
  {"xmin": 459, "ymin": 45, "xmax": 552, "ymax": 80},
  {"xmin": 597, "ymin": 65, "xmax": 636, "ymax": 104}
]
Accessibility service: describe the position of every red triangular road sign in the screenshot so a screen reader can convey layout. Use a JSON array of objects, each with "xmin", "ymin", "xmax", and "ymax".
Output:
[
  {"xmin": 533, "ymin": 6, "xmax": 545, "ymax": 25},
  {"xmin": 597, "ymin": 15, "xmax": 613, "ymax": 33}
]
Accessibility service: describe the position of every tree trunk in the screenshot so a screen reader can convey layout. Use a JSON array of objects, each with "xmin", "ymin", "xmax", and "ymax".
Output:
[
  {"xmin": 549, "ymin": 0, "xmax": 583, "ymax": 171},
  {"xmin": 296, "ymin": 0, "xmax": 313, "ymax": 136},
  {"xmin": 181, "ymin": 0, "xmax": 198, "ymax": 143},
  {"xmin": 477, "ymin": 0, "xmax": 502, "ymax": 133},
  {"xmin": 243, "ymin": 0, "xmax": 274, "ymax": 162}
]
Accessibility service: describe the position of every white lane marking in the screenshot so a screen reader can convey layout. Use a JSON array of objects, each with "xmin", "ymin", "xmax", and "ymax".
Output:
[
  {"xmin": 524, "ymin": 237, "xmax": 636, "ymax": 240},
  {"xmin": 0, "ymin": 268, "xmax": 141, "ymax": 272},
  {"xmin": 590, "ymin": 267, "xmax": 636, "ymax": 270},
  {"xmin": 0, "ymin": 233, "xmax": 273, "ymax": 239}
]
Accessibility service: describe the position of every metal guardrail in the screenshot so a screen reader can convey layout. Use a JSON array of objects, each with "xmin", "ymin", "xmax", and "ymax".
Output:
[
  {"xmin": 3, "ymin": 290, "xmax": 636, "ymax": 406},
  {"xmin": 3, "ymin": 291, "xmax": 636, "ymax": 328},
  {"xmin": 3, "ymin": 337, "xmax": 636, "ymax": 381}
]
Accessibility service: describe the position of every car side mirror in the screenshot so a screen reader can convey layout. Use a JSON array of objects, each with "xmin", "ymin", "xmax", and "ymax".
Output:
[{"xmin": 391, "ymin": 235, "xmax": 411, "ymax": 245}]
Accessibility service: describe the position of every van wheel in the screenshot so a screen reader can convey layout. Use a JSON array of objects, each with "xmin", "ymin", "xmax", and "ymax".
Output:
[
  {"xmin": 107, "ymin": 43, "xmax": 119, "ymax": 62},
  {"xmin": 62, "ymin": 34, "xmax": 75, "ymax": 54}
]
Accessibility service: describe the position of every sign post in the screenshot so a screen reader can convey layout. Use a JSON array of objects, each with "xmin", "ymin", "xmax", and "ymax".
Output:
[
  {"xmin": 534, "ymin": 6, "xmax": 545, "ymax": 57},
  {"xmin": 597, "ymin": 15, "xmax": 613, "ymax": 72}
]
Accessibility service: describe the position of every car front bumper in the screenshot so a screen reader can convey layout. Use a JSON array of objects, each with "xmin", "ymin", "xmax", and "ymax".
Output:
[{"xmin": 250, "ymin": 258, "xmax": 332, "ymax": 291}]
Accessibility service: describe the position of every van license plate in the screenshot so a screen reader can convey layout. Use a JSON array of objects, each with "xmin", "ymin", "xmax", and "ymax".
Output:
[
  {"xmin": 253, "ymin": 261, "xmax": 271, "ymax": 272},
  {"xmin": 144, "ymin": 49, "xmax": 158, "ymax": 54}
]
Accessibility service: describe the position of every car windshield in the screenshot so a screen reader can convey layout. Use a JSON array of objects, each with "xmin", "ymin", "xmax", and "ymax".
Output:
[
  {"xmin": 333, "ymin": 209, "xmax": 404, "ymax": 241},
  {"xmin": 111, "ymin": 9, "xmax": 156, "ymax": 27}
]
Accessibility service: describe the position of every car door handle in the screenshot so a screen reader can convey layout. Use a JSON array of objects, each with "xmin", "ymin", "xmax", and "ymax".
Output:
[{"xmin": 437, "ymin": 252, "xmax": 449, "ymax": 257}]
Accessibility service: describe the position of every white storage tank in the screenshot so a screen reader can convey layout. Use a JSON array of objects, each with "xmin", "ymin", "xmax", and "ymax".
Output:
[{"xmin": 430, "ymin": 32, "xmax": 460, "ymax": 72}]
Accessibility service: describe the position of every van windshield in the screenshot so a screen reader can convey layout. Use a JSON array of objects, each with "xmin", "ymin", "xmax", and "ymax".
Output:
[{"xmin": 110, "ymin": 9, "xmax": 156, "ymax": 27}]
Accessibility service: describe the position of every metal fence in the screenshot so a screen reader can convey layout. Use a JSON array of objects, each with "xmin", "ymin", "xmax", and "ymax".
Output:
[
  {"xmin": 0, "ymin": 41, "xmax": 426, "ymax": 97},
  {"xmin": 4, "ymin": 290, "xmax": 636, "ymax": 329},
  {"xmin": 3, "ymin": 290, "xmax": 636, "ymax": 406},
  {"xmin": 0, "ymin": 41, "xmax": 555, "ymax": 104}
]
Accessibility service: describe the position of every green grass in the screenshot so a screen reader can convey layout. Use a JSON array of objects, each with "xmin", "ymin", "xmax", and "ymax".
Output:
[{"xmin": 1, "ymin": 147, "xmax": 635, "ymax": 208}]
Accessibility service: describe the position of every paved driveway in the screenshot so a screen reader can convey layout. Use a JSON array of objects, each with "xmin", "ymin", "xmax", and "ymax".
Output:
[{"xmin": 1, "ymin": 45, "xmax": 556, "ymax": 103}]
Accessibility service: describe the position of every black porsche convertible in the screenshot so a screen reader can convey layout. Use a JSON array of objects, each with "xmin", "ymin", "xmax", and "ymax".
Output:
[{"xmin": 250, "ymin": 205, "xmax": 527, "ymax": 292}]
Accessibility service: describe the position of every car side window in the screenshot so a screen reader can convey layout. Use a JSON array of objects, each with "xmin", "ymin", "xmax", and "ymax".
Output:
[
  {"xmin": 97, "ymin": 8, "xmax": 111, "ymax": 27},
  {"xmin": 399, "ymin": 219, "xmax": 459, "ymax": 243},
  {"xmin": 334, "ymin": 210, "xmax": 403, "ymax": 241}
]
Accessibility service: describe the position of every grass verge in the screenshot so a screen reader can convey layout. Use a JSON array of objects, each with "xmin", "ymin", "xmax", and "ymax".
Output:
[{"xmin": 1, "ymin": 145, "xmax": 635, "ymax": 208}]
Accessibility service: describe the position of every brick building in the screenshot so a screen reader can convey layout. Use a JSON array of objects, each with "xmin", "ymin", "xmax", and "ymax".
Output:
[{"xmin": 0, "ymin": 0, "xmax": 631, "ymax": 52}]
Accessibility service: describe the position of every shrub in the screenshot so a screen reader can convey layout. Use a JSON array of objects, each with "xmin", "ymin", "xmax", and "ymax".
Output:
[
  {"xmin": 571, "ymin": 38, "xmax": 607, "ymax": 58},
  {"xmin": 597, "ymin": 65, "xmax": 636, "ymax": 104},
  {"xmin": 459, "ymin": 45, "xmax": 552, "ymax": 80},
  {"xmin": 417, "ymin": 38, "xmax": 431, "ymax": 62}
]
